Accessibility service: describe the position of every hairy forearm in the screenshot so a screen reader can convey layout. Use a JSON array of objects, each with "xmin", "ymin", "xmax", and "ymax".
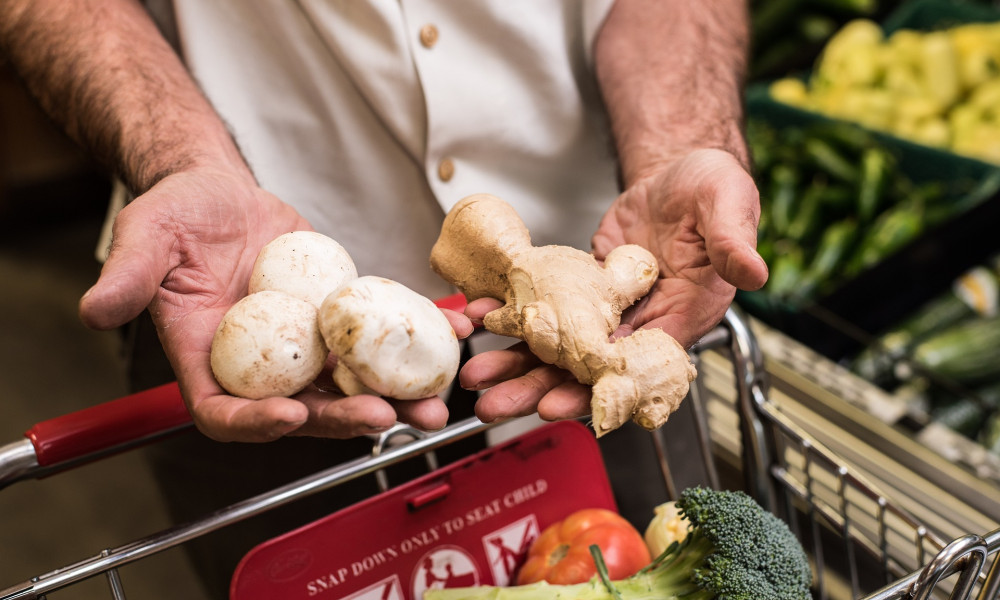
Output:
[
  {"xmin": 0, "ymin": 0, "xmax": 248, "ymax": 194},
  {"xmin": 594, "ymin": 0, "xmax": 751, "ymax": 186}
]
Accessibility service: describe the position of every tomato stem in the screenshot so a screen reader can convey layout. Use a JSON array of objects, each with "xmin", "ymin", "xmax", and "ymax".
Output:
[{"xmin": 548, "ymin": 543, "xmax": 569, "ymax": 565}]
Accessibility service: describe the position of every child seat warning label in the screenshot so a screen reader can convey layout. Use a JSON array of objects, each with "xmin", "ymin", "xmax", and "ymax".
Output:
[
  {"xmin": 234, "ymin": 421, "xmax": 617, "ymax": 600},
  {"xmin": 301, "ymin": 479, "xmax": 547, "ymax": 598}
]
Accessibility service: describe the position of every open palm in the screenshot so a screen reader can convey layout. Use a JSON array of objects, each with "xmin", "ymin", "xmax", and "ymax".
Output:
[
  {"xmin": 593, "ymin": 148, "xmax": 768, "ymax": 348},
  {"xmin": 79, "ymin": 168, "xmax": 458, "ymax": 441},
  {"xmin": 465, "ymin": 149, "xmax": 767, "ymax": 424}
]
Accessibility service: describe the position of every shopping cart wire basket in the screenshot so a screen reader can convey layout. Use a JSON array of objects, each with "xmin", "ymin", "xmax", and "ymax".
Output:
[{"xmin": 0, "ymin": 306, "xmax": 997, "ymax": 600}]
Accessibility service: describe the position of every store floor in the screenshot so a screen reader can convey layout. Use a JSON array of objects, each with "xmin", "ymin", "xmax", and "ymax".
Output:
[{"xmin": 0, "ymin": 180, "xmax": 211, "ymax": 599}]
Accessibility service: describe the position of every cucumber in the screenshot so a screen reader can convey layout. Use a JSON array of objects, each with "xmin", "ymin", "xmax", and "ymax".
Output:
[
  {"xmin": 768, "ymin": 163, "xmax": 799, "ymax": 238},
  {"xmin": 765, "ymin": 245, "xmax": 806, "ymax": 298},
  {"xmin": 844, "ymin": 203, "xmax": 923, "ymax": 276},
  {"xmin": 857, "ymin": 147, "xmax": 892, "ymax": 223},
  {"xmin": 854, "ymin": 267, "xmax": 999, "ymax": 383},
  {"xmin": 909, "ymin": 316, "xmax": 1000, "ymax": 385},
  {"xmin": 808, "ymin": 218, "xmax": 858, "ymax": 279},
  {"xmin": 785, "ymin": 178, "xmax": 853, "ymax": 245},
  {"xmin": 854, "ymin": 295, "xmax": 963, "ymax": 382},
  {"xmin": 807, "ymin": 121, "xmax": 877, "ymax": 155},
  {"xmin": 795, "ymin": 217, "xmax": 859, "ymax": 300},
  {"xmin": 805, "ymin": 137, "xmax": 860, "ymax": 183},
  {"xmin": 878, "ymin": 293, "xmax": 976, "ymax": 355}
]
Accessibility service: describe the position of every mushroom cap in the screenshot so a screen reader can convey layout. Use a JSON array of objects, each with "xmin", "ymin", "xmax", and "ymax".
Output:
[
  {"xmin": 319, "ymin": 276, "xmax": 460, "ymax": 400},
  {"xmin": 211, "ymin": 291, "xmax": 328, "ymax": 399},
  {"xmin": 249, "ymin": 231, "xmax": 358, "ymax": 309}
]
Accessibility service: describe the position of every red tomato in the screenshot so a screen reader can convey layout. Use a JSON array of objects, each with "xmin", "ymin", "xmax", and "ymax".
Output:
[{"xmin": 516, "ymin": 508, "xmax": 651, "ymax": 585}]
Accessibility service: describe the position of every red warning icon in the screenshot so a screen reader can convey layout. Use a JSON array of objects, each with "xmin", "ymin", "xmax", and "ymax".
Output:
[{"xmin": 482, "ymin": 515, "xmax": 540, "ymax": 586}]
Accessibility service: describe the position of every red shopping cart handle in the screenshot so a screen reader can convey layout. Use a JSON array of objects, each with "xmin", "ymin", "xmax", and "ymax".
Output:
[
  {"xmin": 24, "ymin": 381, "xmax": 192, "ymax": 468},
  {"xmin": 20, "ymin": 293, "xmax": 471, "ymax": 470}
]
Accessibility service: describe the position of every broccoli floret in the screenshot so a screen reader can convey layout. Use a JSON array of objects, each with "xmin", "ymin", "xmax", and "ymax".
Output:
[
  {"xmin": 671, "ymin": 486, "xmax": 813, "ymax": 599},
  {"xmin": 424, "ymin": 487, "xmax": 813, "ymax": 600}
]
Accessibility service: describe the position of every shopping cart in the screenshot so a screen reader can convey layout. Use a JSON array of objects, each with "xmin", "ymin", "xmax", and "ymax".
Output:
[{"xmin": 0, "ymin": 307, "xmax": 997, "ymax": 600}]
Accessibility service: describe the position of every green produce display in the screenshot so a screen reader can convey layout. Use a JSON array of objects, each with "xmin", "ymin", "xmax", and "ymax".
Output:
[
  {"xmin": 909, "ymin": 316, "xmax": 1000, "ymax": 383},
  {"xmin": 851, "ymin": 261, "xmax": 1000, "ymax": 454},
  {"xmin": 746, "ymin": 0, "xmax": 1000, "ymax": 459},
  {"xmin": 748, "ymin": 117, "xmax": 997, "ymax": 304},
  {"xmin": 853, "ymin": 265, "xmax": 998, "ymax": 383}
]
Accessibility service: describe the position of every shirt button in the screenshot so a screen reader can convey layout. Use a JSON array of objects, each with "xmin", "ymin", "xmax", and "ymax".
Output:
[
  {"xmin": 437, "ymin": 158, "xmax": 455, "ymax": 182},
  {"xmin": 419, "ymin": 24, "xmax": 439, "ymax": 48}
]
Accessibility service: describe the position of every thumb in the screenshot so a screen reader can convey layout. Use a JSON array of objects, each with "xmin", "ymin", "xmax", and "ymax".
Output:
[
  {"xmin": 710, "ymin": 237, "xmax": 769, "ymax": 292},
  {"xmin": 79, "ymin": 224, "xmax": 170, "ymax": 330},
  {"xmin": 705, "ymin": 178, "xmax": 769, "ymax": 292}
]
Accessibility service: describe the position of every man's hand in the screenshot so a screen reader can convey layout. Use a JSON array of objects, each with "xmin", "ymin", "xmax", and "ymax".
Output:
[
  {"xmin": 79, "ymin": 169, "xmax": 471, "ymax": 442},
  {"xmin": 462, "ymin": 150, "xmax": 767, "ymax": 425},
  {"xmin": 593, "ymin": 149, "xmax": 768, "ymax": 347}
]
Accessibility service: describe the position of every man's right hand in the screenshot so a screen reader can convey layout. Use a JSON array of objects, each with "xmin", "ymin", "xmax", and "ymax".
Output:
[{"xmin": 78, "ymin": 168, "xmax": 458, "ymax": 442}]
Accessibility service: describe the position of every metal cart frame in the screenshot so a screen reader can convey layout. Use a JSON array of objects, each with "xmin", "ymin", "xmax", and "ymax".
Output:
[{"xmin": 1, "ymin": 308, "xmax": 998, "ymax": 600}]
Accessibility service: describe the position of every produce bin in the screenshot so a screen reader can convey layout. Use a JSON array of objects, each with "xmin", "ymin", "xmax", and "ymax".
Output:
[
  {"xmin": 740, "ymin": 0, "xmax": 1000, "ymax": 486},
  {"xmin": 1, "ymin": 309, "xmax": 997, "ymax": 600},
  {"xmin": 741, "ymin": 0, "xmax": 1000, "ymax": 362},
  {"xmin": 741, "ymin": 88, "xmax": 1000, "ymax": 360}
]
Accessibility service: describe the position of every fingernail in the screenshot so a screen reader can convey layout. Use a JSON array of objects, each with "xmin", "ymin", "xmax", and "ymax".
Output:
[
  {"xmin": 463, "ymin": 380, "xmax": 495, "ymax": 391},
  {"xmin": 278, "ymin": 418, "xmax": 307, "ymax": 430},
  {"xmin": 274, "ymin": 420, "xmax": 306, "ymax": 438},
  {"xmin": 470, "ymin": 317, "xmax": 484, "ymax": 327}
]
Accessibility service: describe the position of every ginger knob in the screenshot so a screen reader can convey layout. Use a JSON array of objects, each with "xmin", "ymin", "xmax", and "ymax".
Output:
[{"xmin": 430, "ymin": 193, "xmax": 696, "ymax": 436}]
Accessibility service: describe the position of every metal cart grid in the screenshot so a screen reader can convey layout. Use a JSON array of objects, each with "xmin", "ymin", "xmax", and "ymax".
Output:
[{"xmin": 1, "ymin": 308, "xmax": 998, "ymax": 600}]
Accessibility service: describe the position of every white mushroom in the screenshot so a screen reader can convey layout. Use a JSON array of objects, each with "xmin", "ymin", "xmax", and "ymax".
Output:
[
  {"xmin": 210, "ymin": 291, "xmax": 328, "ymax": 399},
  {"xmin": 319, "ymin": 276, "xmax": 460, "ymax": 400},
  {"xmin": 249, "ymin": 231, "xmax": 358, "ymax": 309}
]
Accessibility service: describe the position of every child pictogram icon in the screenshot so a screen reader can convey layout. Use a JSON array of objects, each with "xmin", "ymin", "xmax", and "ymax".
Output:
[
  {"xmin": 411, "ymin": 547, "xmax": 480, "ymax": 599},
  {"xmin": 483, "ymin": 515, "xmax": 540, "ymax": 585}
]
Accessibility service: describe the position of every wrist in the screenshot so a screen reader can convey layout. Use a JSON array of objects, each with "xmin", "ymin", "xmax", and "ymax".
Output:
[
  {"xmin": 125, "ymin": 120, "xmax": 254, "ymax": 195},
  {"xmin": 620, "ymin": 130, "xmax": 751, "ymax": 189},
  {"xmin": 618, "ymin": 119, "xmax": 750, "ymax": 188}
]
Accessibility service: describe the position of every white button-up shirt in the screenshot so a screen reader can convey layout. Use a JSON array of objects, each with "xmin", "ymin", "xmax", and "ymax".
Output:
[{"xmin": 148, "ymin": 0, "xmax": 619, "ymax": 298}]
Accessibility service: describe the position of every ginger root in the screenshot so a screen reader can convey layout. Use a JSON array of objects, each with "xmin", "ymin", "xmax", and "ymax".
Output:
[{"xmin": 430, "ymin": 194, "xmax": 696, "ymax": 436}]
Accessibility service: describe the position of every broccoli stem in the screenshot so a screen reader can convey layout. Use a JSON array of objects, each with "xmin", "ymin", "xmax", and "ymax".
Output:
[
  {"xmin": 424, "ymin": 576, "xmax": 660, "ymax": 600},
  {"xmin": 425, "ymin": 534, "xmax": 718, "ymax": 600}
]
